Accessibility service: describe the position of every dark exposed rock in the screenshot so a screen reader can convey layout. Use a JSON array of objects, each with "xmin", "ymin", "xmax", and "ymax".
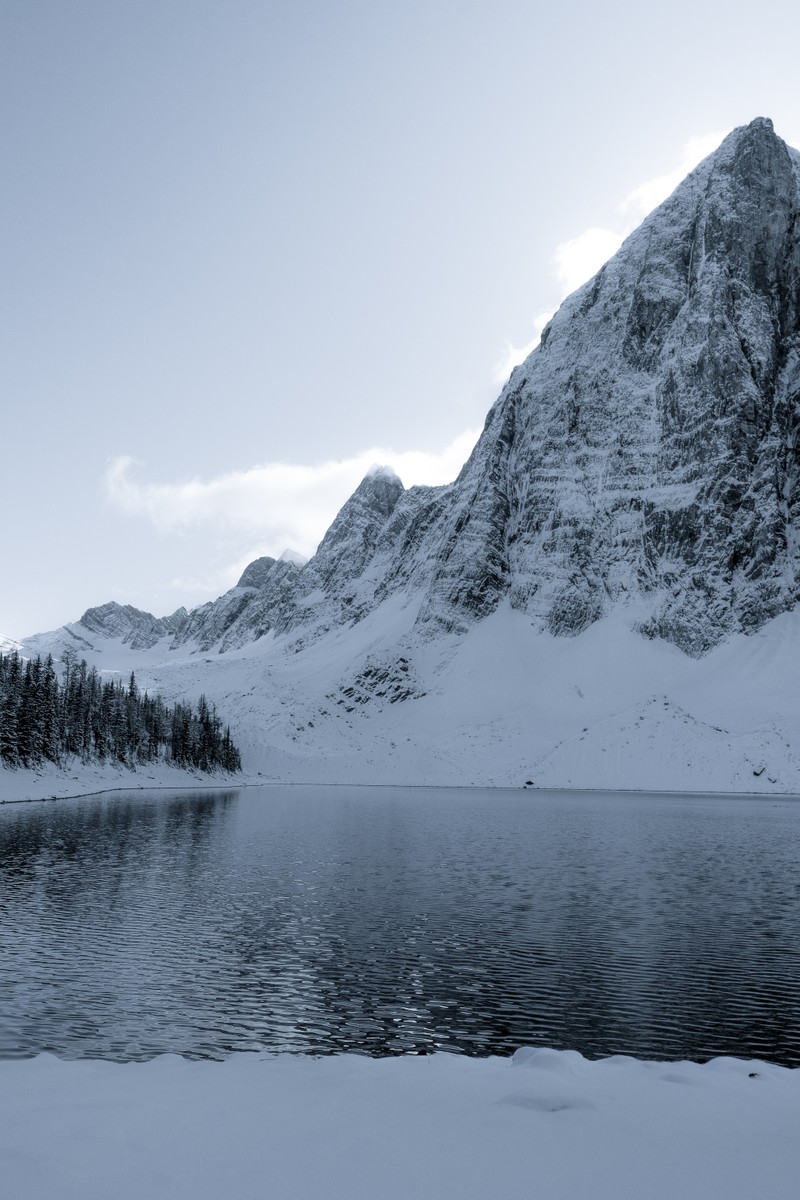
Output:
[
  {"xmin": 236, "ymin": 557, "xmax": 277, "ymax": 589},
  {"xmin": 332, "ymin": 656, "xmax": 426, "ymax": 708}
]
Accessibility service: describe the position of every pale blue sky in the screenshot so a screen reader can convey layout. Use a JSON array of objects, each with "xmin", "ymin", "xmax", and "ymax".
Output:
[{"xmin": 2, "ymin": 0, "xmax": 799, "ymax": 637}]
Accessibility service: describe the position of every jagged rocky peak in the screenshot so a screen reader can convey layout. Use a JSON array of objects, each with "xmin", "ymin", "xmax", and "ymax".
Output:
[
  {"xmin": 306, "ymin": 465, "xmax": 405, "ymax": 592},
  {"xmin": 237, "ymin": 550, "xmax": 306, "ymax": 590},
  {"xmin": 78, "ymin": 601, "xmax": 189, "ymax": 650},
  {"xmin": 172, "ymin": 550, "xmax": 308, "ymax": 654},
  {"xmin": 364, "ymin": 463, "xmax": 403, "ymax": 485},
  {"xmin": 236, "ymin": 557, "xmax": 277, "ymax": 589},
  {"xmin": 280, "ymin": 116, "xmax": 800, "ymax": 654}
]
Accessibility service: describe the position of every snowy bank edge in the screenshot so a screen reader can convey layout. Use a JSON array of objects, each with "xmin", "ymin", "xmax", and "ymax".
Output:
[
  {"xmin": 2, "ymin": 1048, "xmax": 799, "ymax": 1200},
  {"xmin": 0, "ymin": 762, "xmax": 255, "ymax": 805},
  {"xmin": 4, "ymin": 764, "xmax": 800, "ymax": 806}
]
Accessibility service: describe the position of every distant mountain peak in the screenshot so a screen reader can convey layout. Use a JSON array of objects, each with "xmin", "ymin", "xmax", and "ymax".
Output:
[{"xmin": 75, "ymin": 601, "xmax": 189, "ymax": 651}]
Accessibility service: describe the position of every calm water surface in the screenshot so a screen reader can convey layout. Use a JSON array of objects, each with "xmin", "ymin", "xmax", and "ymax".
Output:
[{"xmin": 1, "ymin": 785, "xmax": 799, "ymax": 1064}]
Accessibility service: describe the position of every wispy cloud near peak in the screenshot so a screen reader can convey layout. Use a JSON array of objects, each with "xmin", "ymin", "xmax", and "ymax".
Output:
[
  {"xmin": 103, "ymin": 428, "xmax": 481, "ymax": 559},
  {"xmin": 492, "ymin": 128, "xmax": 733, "ymax": 385}
]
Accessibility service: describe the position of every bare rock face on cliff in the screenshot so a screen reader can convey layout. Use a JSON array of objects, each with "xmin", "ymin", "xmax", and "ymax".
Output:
[
  {"xmin": 267, "ymin": 116, "xmax": 800, "ymax": 656},
  {"xmin": 402, "ymin": 117, "xmax": 800, "ymax": 653},
  {"xmin": 482, "ymin": 114, "xmax": 800, "ymax": 654},
  {"xmin": 34, "ymin": 119, "xmax": 800, "ymax": 660}
]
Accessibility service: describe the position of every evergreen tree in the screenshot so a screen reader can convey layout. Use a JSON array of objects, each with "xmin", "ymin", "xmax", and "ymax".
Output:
[{"xmin": 0, "ymin": 651, "xmax": 242, "ymax": 776}]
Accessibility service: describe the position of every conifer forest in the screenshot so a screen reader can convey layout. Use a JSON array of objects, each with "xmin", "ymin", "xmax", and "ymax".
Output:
[{"xmin": 0, "ymin": 650, "xmax": 241, "ymax": 773}]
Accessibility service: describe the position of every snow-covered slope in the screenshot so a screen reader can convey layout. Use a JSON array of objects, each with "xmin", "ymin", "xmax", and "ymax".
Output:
[
  {"xmin": 15, "ymin": 118, "xmax": 800, "ymax": 794},
  {"xmin": 19, "ymin": 595, "xmax": 800, "ymax": 794}
]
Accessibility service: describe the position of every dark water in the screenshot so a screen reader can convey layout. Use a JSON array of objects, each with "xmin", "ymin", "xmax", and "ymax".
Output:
[{"xmin": 1, "ymin": 785, "xmax": 799, "ymax": 1065}]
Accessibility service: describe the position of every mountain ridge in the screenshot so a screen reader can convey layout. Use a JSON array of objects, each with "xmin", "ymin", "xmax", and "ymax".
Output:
[
  {"xmin": 13, "ymin": 117, "xmax": 800, "ymax": 795},
  {"xmin": 33, "ymin": 116, "xmax": 800, "ymax": 660}
]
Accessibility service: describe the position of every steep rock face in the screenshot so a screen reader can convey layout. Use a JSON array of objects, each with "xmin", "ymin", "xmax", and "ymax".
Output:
[
  {"xmin": 303, "ymin": 466, "xmax": 405, "ymax": 596},
  {"xmin": 491, "ymin": 115, "xmax": 800, "ymax": 652},
  {"xmin": 312, "ymin": 115, "xmax": 800, "ymax": 654},
  {"xmin": 170, "ymin": 588, "xmax": 261, "ymax": 653},
  {"xmin": 216, "ymin": 556, "xmax": 303, "ymax": 652},
  {"xmin": 280, "ymin": 466, "xmax": 406, "ymax": 635}
]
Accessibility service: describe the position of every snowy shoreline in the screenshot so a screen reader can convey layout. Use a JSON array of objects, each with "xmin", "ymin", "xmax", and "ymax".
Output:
[
  {"xmin": 0, "ymin": 759, "xmax": 249, "ymax": 805},
  {"xmin": 3, "ymin": 764, "xmax": 800, "ymax": 807},
  {"xmin": 2, "ymin": 1048, "xmax": 798, "ymax": 1200}
]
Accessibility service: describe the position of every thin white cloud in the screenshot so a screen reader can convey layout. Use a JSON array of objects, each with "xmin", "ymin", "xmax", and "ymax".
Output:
[
  {"xmin": 157, "ymin": 547, "xmax": 312, "ymax": 602},
  {"xmin": 494, "ymin": 129, "xmax": 732, "ymax": 383},
  {"xmin": 104, "ymin": 428, "xmax": 481, "ymax": 559},
  {"xmin": 493, "ymin": 311, "xmax": 553, "ymax": 385},
  {"xmin": 622, "ymin": 131, "xmax": 726, "ymax": 220},
  {"xmin": 553, "ymin": 227, "xmax": 626, "ymax": 295},
  {"xmin": 553, "ymin": 133, "xmax": 727, "ymax": 298}
]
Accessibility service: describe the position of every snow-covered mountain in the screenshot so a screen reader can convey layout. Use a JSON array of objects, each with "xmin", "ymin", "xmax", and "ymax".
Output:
[{"xmin": 19, "ymin": 117, "xmax": 800, "ymax": 794}]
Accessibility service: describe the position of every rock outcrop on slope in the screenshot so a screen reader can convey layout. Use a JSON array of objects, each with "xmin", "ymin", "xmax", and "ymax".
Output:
[{"xmin": 26, "ymin": 118, "xmax": 800, "ymax": 661}]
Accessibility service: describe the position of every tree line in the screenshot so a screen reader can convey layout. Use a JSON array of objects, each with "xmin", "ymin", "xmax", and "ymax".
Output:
[{"xmin": 0, "ymin": 649, "xmax": 241, "ymax": 773}]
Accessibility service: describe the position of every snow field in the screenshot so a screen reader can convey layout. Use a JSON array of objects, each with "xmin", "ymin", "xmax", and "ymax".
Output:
[
  {"xmin": 1, "ymin": 1049, "xmax": 798, "ymax": 1200},
  {"xmin": 125, "ymin": 602, "xmax": 800, "ymax": 793},
  {"xmin": 9, "ymin": 599, "xmax": 800, "ymax": 798}
]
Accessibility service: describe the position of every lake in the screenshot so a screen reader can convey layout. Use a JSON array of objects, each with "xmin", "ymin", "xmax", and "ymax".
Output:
[{"xmin": 1, "ymin": 785, "xmax": 799, "ymax": 1064}]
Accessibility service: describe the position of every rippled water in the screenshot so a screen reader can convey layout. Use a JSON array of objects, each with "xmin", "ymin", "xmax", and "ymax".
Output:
[{"xmin": 1, "ymin": 785, "xmax": 799, "ymax": 1064}]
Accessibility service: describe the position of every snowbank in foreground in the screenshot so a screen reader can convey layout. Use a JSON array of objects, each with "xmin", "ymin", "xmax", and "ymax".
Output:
[{"xmin": 2, "ymin": 1050, "xmax": 798, "ymax": 1200}]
